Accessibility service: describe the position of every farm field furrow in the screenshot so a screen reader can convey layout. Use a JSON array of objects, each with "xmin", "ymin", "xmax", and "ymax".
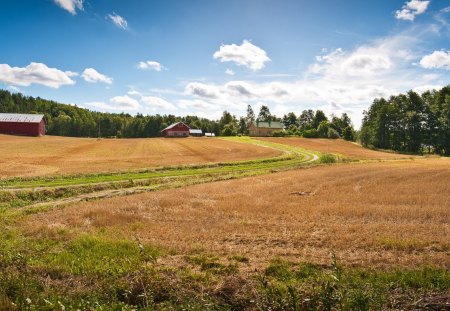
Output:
[{"xmin": 0, "ymin": 135, "xmax": 281, "ymax": 178}]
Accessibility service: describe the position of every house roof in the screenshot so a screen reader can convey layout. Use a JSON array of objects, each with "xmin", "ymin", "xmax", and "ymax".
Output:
[
  {"xmin": 161, "ymin": 121, "xmax": 190, "ymax": 132},
  {"xmin": 252, "ymin": 120, "xmax": 284, "ymax": 129},
  {"xmin": 0, "ymin": 113, "xmax": 44, "ymax": 123},
  {"xmin": 189, "ymin": 129, "xmax": 202, "ymax": 134}
]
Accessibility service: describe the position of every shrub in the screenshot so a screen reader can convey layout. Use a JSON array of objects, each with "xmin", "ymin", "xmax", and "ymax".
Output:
[
  {"xmin": 327, "ymin": 127, "xmax": 340, "ymax": 139},
  {"xmin": 302, "ymin": 129, "xmax": 319, "ymax": 138},
  {"xmin": 319, "ymin": 153, "xmax": 337, "ymax": 163}
]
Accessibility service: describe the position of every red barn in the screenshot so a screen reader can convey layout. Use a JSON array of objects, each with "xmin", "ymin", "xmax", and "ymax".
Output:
[
  {"xmin": 161, "ymin": 122, "xmax": 190, "ymax": 137},
  {"xmin": 0, "ymin": 113, "xmax": 46, "ymax": 136}
]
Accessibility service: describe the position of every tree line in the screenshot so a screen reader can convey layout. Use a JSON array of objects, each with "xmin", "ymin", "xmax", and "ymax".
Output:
[
  {"xmin": 0, "ymin": 89, "xmax": 355, "ymax": 140},
  {"xmin": 0, "ymin": 90, "xmax": 220, "ymax": 138},
  {"xmin": 360, "ymin": 85, "xmax": 450, "ymax": 155},
  {"xmin": 222, "ymin": 104, "xmax": 356, "ymax": 141}
]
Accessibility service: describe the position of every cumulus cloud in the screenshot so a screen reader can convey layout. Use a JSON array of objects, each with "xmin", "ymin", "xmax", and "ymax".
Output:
[
  {"xmin": 185, "ymin": 82, "xmax": 220, "ymax": 99},
  {"xmin": 138, "ymin": 61, "xmax": 164, "ymax": 71},
  {"xmin": 213, "ymin": 40, "xmax": 270, "ymax": 71},
  {"xmin": 225, "ymin": 81, "xmax": 254, "ymax": 97},
  {"xmin": 107, "ymin": 13, "xmax": 128, "ymax": 30},
  {"xmin": 53, "ymin": 0, "xmax": 83, "ymax": 15},
  {"xmin": 396, "ymin": 0, "xmax": 430, "ymax": 21},
  {"xmin": 0, "ymin": 62, "xmax": 77, "ymax": 88},
  {"xmin": 81, "ymin": 68, "xmax": 113, "ymax": 84},
  {"xmin": 225, "ymin": 69, "xmax": 235, "ymax": 76},
  {"xmin": 140, "ymin": 95, "xmax": 176, "ymax": 111},
  {"xmin": 311, "ymin": 47, "xmax": 393, "ymax": 77},
  {"xmin": 177, "ymin": 99, "xmax": 217, "ymax": 111},
  {"xmin": 109, "ymin": 95, "xmax": 140, "ymax": 110},
  {"xmin": 420, "ymin": 50, "xmax": 450, "ymax": 69}
]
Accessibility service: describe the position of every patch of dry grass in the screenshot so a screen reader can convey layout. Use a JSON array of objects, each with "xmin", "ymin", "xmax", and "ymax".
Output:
[
  {"xmin": 26, "ymin": 158, "xmax": 450, "ymax": 270},
  {"xmin": 258, "ymin": 137, "xmax": 411, "ymax": 159},
  {"xmin": 0, "ymin": 135, "xmax": 280, "ymax": 178}
]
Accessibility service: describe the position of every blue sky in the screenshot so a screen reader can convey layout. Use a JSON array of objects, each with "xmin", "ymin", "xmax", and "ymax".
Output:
[{"xmin": 1, "ymin": 0, "xmax": 449, "ymax": 127}]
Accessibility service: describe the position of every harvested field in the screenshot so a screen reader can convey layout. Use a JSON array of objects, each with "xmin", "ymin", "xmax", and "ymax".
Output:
[
  {"xmin": 0, "ymin": 135, "xmax": 280, "ymax": 178},
  {"xmin": 257, "ymin": 137, "xmax": 410, "ymax": 159},
  {"xmin": 28, "ymin": 157, "xmax": 450, "ymax": 270}
]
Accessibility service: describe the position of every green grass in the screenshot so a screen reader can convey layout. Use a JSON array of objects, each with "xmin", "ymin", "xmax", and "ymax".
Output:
[
  {"xmin": 0, "ymin": 138, "xmax": 316, "ymax": 189},
  {"xmin": 0, "ymin": 138, "xmax": 324, "ymax": 211},
  {"xmin": 1, "ymin": 138, "xmax": 443, "ymax": 310},
  {"xmin": 2, "ymin": 242, "xmax": 447, "ymax": 310}
]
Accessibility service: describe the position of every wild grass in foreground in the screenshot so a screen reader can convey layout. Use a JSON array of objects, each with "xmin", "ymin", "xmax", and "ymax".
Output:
[{"xmin": 0, "ymin": 234, "xmax": 448, "ymax": 310}]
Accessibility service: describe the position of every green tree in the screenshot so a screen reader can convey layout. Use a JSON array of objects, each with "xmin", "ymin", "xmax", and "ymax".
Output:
[
  {"xmin": 282, "ymin": 112, "xmax": 297, "ymax": 128},
  {"xmin": 258, "ymin": 105, "xmax": 271, "ymax": 121},
  {"xmin": 312, "ymin": 110, "xmax": 328, "ymax": 129},
  {"xmin": 298, "ymin": 109, "xmax": 314, "ymax": 132},
  {"xmin": 317, "ymin": 121, "xmax": 330, "ymax": 138}
]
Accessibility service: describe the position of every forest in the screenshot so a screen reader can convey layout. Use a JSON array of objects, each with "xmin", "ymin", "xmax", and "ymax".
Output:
[
  {"xmin": 360, "ymin": 85, "xmax": 450, "ymax": 155},
  {"xmin": 0, "ymin": 89, "xmax": 354, "ymax": 140},
  {"xmin": 2, "ymin": 85, "xmax": 449, "ymax": 155}
]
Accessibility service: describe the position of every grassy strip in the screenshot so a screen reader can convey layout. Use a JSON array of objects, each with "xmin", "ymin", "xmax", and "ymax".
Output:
[
  {"xmin": 0, "ymin": 234, "xmax": 448, "ymax": 310},
  {"xmin": 0, "ymin": 138, "xmax": 323, "ymax": 209},
  {"xmin": 1, "ymin": 138, "xmax": 318, "ymax": 189}
]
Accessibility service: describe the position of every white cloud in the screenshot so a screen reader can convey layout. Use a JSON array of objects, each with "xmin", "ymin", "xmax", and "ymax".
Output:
[
  {"xmin": 396, "ymin": 0, "xmax": 430, "ymax": 21},
  {"xmin": 53, "ymin": 0, "xmax": 83, "ymax": 15},
  {"xmin": 7, "ymin": 85, "xmax": 21, "ymax": 93},
  {"xmin": 0, "ymin": 62, "xmax": 77, "ymax": 88},
  {"xmin": 140, "ymin": 96, "xmax": 176, "ymax": 111},
  {"xmin": 225, "ymin": 81, "xmax": 255, "ymax": 97},
  {"xmin": 310, "ymin": 45, "xmax": 394, "ymax": 78},
  {"xmin": 413, "ymin": 84, "xmax": 445, "ymax": 94},
  {"xmin": 213, "ymin": 40, "xmax": 270, "ymax": 71},
  {"xmin": 225, "ymin": 69, "xmax": 235, "ymax": 76},
  {"xmin": 177, "ymin": 99, "xmax": 217, "ymax": 111},
  {"xmin": 420, "ymin": 50, "xmax": 450, "ymax": 69},
  {"xmin": 81, "ymin": 68, "xmax": 113, "ymax": 84},
  {"xmin": 109, "ymin": 95, "xmax": 140, "ymax": 110},
  {"xmin": 185, "ymin": 82, "xmax": 220, "ymax": 99},
  {"xmin": 107, "ymin": 13, "xmax": 128, "ymax": 30},
  {"xmin": 138, "ymin": 61, "xmax": 164, "ymax": 71}
]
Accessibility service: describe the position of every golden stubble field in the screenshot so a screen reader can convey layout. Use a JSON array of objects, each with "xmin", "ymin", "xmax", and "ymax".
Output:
[
  {"xmin": 0, "ymin": 135, "xmax": 280, "ymax": 178},
  {"xmin": 258, "ymin": 137, "xmax": 411, "ymax": 159},
  {"xmin": 27, "ymin": 157, "xmax": 450, "ymax": 271}
]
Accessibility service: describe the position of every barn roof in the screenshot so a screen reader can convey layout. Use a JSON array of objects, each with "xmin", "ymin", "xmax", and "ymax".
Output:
[
  {"xmin": 252, "ymin": 120, "xmax": 284, "ymax": 129},
  {"xmin": 161, "ymin": 121, "xmax": 190, "ymax": 132},
  {"xmin": 189, "ymin": 129, "xmax": 202, "ymax": 134},
  {"xmin": 0, "ymin": 113, "xmax": 44, "ymax": 123}
]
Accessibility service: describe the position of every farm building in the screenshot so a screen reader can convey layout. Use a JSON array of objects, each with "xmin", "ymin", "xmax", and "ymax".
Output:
[
  {"xmin": 189, "ymin": 129, "xmax": 203, "ymax": 137},
  {"xmin": 0, "ymin": 113, "xmax": 46, "ymax": 136},
  {"xmin": 248, "ymin": 120, "xmax": 284, "ymax": 137},
  {"xmin": 161, "ymin": 122, "xmax": 190, "ymax": 137}
]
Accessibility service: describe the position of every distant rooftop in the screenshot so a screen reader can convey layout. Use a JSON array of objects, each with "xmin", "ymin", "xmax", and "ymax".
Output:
[
  {"xmin": 161, "ymin": 121, "xmax": 190, "ymax": 132},
  {"xmin": 0, "ymin": 113, "xmax": 44, "ymax": 123}
]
